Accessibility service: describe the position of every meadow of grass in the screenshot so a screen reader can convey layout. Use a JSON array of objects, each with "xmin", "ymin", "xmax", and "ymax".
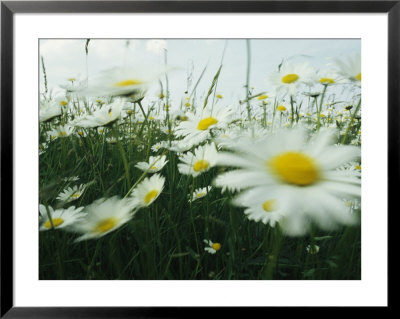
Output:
[{"xmin": 39, "ymin": 40, "xmax": 361, "ymax": 280}]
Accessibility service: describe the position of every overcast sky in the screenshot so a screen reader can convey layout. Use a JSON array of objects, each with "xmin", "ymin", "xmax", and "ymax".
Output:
[{"xmin": 40, "ymin": 39, "xmax": 360, "ymax": 107}]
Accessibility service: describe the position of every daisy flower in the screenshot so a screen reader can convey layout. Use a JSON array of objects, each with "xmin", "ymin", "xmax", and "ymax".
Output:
[
  {"xmin": 56, "ymin": 184, "xmax": 86, "ymax": 203},
  {"xmin": 306, "ymin": 244, "xmax": 320, "ymax": 254},
  {"xmin": 204, "ymin": 239, "xmax": 221, "ymax": 254},
  {"xmin": 130, "ymin": 174, "xmax": 165, "ymax": 208},
  {"xmin": 174, "ymin": 104, "xmax": 234, "ymax": 148},
  {"xmin": 59, "ymin": 75, "xmax": 87, "ymax": 93},
  {"xmin": 151, "ymin": 142, "xmax": 165, "ymax": 152},
  {"xmin": 47, "ymin": 124, "xmax": 75, "ymax": 141},
  {"xmin": 75, "ymin": 99, "xmax": 124, "ymax": 128},
  {"xmin": 75, "ymin": 128, "xmax": 87, "ymax": 138},
  {"xmin": 72, "ymin": 196, "xmax": 136, "ymax": 242},
  {"xmin": 330, "ymin": 53, "xmax": 361, "ymax": 84},
  {"xmin": 39, "ymin": 204, "xmax": 85, "ymax": 231},
  {"xmin": 135, "ymin": 155, "xmax": 168, "ymax": 173},
  {"xmin": 232, "ymin": 189, "xmax": 284, "ymax": 227},
  {"xmin": 268, "ymin": 62, "xmax": 316, "ymax": 96},
  {"xmin": 80, "ymin": 65, "xmax": 163, "ymax": 97},
  {"xmin": 316, "ymin": 70, "xmax": 341, "ymax": 85},
  {"xmin": 190, "ymin": 186, "xmax": 212, "ymax": 202},
  {"xmin": 215, "ymin": 128, "xmax": 361, "ymax": 236},
  {"xmin": 178, "ymin": 143, "xmax": 218, "ymax": 177}
]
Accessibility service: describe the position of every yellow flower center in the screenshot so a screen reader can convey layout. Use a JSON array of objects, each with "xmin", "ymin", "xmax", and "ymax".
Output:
[
  {"xmin": 212, "ymin": 243, "xmax": 221, "ymax": 251},
  {"xmin": 113, "ymin": 79, "xmax": 143, "ymax": 87},
  {"xmin": 93, "ymin": 218, "xmax": 118, "ymax": 233},
  {"xmin": 144, "ymin": 190, "xmax": 159, "ymax": 204},
  {"xmin": 197, "ymin": 117, "xmax": 218, "ymax": 130},
  {"xmin": 196, "ymin": 192, "xmax": 206, "ymax": 198},
  {"xmin": 277, "ymin": 105, "xmax": 287, "ymax": 112},
  {"xmin": 180, "ymin": 116, "xmax": 188, "ymax": 121},
  {"xmin": 60, "ymin": 100, "xmax": 68, "ymax": 106},
  {"xmin": 216, "ymin": 94, "xmax": 223, "ymax": 99},
  {"xmin": 185, "ymin": 102, "xmax": 191, "ymax": 107},
  {"xmin": 151, "ymin": 166, "xmax": 157, "ymax": 170},
  {"xmin": 267, "ymin": 151, "xmax": 320, "ymax": 186},
  {"xmin": 58, "ymin": 131, "xmax": 67, "ymax": 137},
  {"xmin": 355, "ymin": 73, "xmax": 361, "ymax": 81},
  {"xmin": 149, "ymin": 116, "xmax": 155, "ymax": 120},
  {"xmin": 257, "ymin": 94, "xmax": 269, "ymax": 100},
  {"xmin": 193, "ymin": 160, "xmax": 210, "ymax": 172},
  {"xmin": 68, "ymin": 78, "xmax": 76, "ymax": 82},
  {"xmin": 262, "ymin": 199, "xmax": 276, "ymax": 212},
  {"xmin": 44, "ymin": 217, "xmax": 64, "ymax": 229},
  {"xmin": 108, "ymin": 111, "xmax": 112, "ymax": 117},
  {"xmin": 355, "ymin": 165, "xmax": 361, "ymax": 171},
  {"xmin": 319, "ymin": 78, "xmax": 335, "ymax": 84},
  {"xmin": 281, "ymin": 73, "xmax": 299, "ymax": 84},
  {"xmin": 71, "ymin": 193, "xmax": 80, "ymax": 198}
]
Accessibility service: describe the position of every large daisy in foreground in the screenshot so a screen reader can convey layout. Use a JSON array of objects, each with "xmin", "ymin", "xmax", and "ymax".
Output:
[
  {"xmin": 330, "ymin": 53, "xmax": 361, "ymax": 84},
  {"xmin": 80, "ymin": 65, "xmax": 165, "ymax": 97},
  {"xmin": 215, "ymin": 128, "xmax": 361, "ymax": 236}
]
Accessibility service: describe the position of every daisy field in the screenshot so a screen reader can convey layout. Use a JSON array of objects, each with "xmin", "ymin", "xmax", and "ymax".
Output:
[{"xmin": 39, "ymin": 39, "xmax": 361, "ymax": 280}]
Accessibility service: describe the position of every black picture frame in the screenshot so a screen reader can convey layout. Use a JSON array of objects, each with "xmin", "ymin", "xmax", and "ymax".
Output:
[{"xmin": 1, "ymin": 0, "xmax": 395, "ymax": 317}]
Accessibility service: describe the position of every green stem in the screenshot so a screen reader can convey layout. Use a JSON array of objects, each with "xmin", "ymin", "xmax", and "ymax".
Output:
[
  {"xmin": 245, "ymin": 39, "xmax": 252, "ymax": 122},
  {"xmin": 341, "ymin": 98, "xmax": 361, "ymax": 144},
  {"xmin": 317, "ymin": 84, "xmax": 328, "ymax": 130},
  {"xmin": 113, "ymin": 125, "xmax": 130, "ymax": 189}
]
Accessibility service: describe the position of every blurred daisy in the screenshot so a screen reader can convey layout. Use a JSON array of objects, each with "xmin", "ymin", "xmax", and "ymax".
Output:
[
  {"xmin": 75, "ymin": 128, "xmax": 87, "ymax": 138},
  {"xmin": 39, "ymin": 142, "xmax": 49, "ymax": 155},
  {"xmin": 215, "ymin": 128, "xmax": 361, "ymax": 236},
  {"xmin": 130, "ymin": 174, "xmax": 165, "ymax": 208},
  {"xmin": 81, "ymin": 65, "xmax": 164, "ymax": 97},
  {"xmin": 268, "ymin": 62, "xmax": 316, "ymax": 95},
  {"xmin": 59, "ymin": 75, "xmax": 87, "ymax": 93},
  {"xmin": 56, "ymin": 184, "xmax": 86, "ymax": 203},
  {"xmin": 232, "ymin": 190, "xmax": 283, "ymax": 227},
  {"xmin": 178, "ymin": 143, "xmax": 218, "ymax": 177},
  {"xmin": 204, "ymin": 239, "xmax": 221, "ymax": 254},
  {"xmin": 73, "ymin": 196, "xmax": 135, "ymax": 242},
  {"xmin": 306, "ymin": 244, "xmax": 320, "ymax": 254},
  {"xmin": 75, "ymin": 99, "xmax": 124, "ymax": 128},
  {"xmin": 47, "ymin": 124, "xmax": 74, "ymax": 141},
  {"xmin": 174, "ymin": 104, "xmax": 234, "ymax": 148},
  {"xmin": 330, "ymin": 53, "xmax": 361, "ymax": 84},
  {"xmin": 190, "ymin": 186, "xmax": 212, "ymax": 202},
  {"xmin": 151, "ymin": 142, "xmax": 165, "ymax": 152},
  {"xmin": 39, "ymin": 204, "xmax": 85, "ymax": 231},
  {"xmin": 39, "ymin": 99, "xmax": 62, "ymax": 122},
  {"xmin": 135, "ymin": 155, "xmax": 168, "ymax": 173},
  {"xmin": 317, "ymin": 70, "xmax": 340, "ymax": 85},
  {"xmin": 276, "ymin": 105, "xmax": 287, "ymax": 112}
]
